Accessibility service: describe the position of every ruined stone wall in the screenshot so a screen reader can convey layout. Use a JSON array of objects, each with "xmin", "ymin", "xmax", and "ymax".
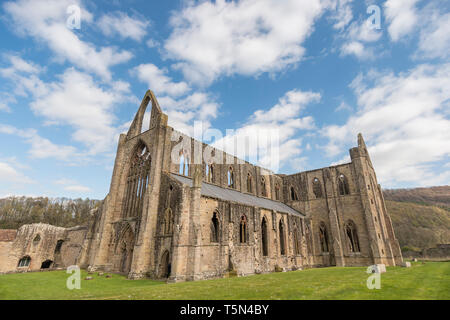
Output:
[
  {"xmin": 168, "ymin": 129, "xmax": 283, "ymax": 202},
  {"xmin": 0, "ymin": 223, "xmax": 89, "ymax": 274}
]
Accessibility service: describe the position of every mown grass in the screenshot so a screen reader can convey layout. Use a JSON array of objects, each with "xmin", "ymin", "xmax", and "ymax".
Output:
[{"xmin": 0, "ymin": 261, "xmax": 448, "ymax": 300}]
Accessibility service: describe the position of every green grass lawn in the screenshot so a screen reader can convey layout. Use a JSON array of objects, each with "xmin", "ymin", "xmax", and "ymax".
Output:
[{"xmin": 0, "ymin": 261, "xmax": 448, "ymax": 300}]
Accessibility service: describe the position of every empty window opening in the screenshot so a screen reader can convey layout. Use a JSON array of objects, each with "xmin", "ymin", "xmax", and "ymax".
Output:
[
  {"xmin": 33, "ymin": 234, "xmax": 41, "ymax": 245},
  {"xmin": 240, "ymin": 215, "xmax": 248, "ymax": 243},
  {"xmin": 179, "ymin": 151, "xmax": 189, "ymax": 176},
  {"xmin": 338, "ymin": 174, "xmax": 350, "ymax": 195},
  {"xmin": 261, "ymin": 177, "xmax": 267, "ymax": 197},
  {"xmin": 279, "ymin": 220, "xmax": 286, "ymax": 255},
  {"xmin": 122, "ymin": 142, "xmax": 151, "ymax": 218},
  {"xmin": 312, "ymin": 178, "xmax": 323, "ymax": 198},
  {"xmin": 261, "ymin": 217, "xmax": 269, "ymax": 256},
  {"xmin": 345, "ymin": 221, "xmax": 360, "ymax": 253},
  {"xmin": 247, "ymin": 173, "xmax": 252, "ymax": 193},
  {"xmin": 293, "ymin": 228, "xmax": 301, "ymax": 255},
  {"xmin": 290, "ymin": 186, "xmax": 298, "ymax": 201},
  {"xmin": 319, "ymin": 223, "xmax": 329, "ymax": 253},
  {"xmin": 18, "ymin": 256, "xmax": 31, "ymax": 267},
  {"xmin": 227, "ymin": 167, "xmax": 235, "ymax": 188},
  {"xmin": 211, "ymin": 212, "xmax": 220, "ymax": 243},
  {"xmin": 54, "ymin": 240, "xmax": 64, "ymax": 254}
]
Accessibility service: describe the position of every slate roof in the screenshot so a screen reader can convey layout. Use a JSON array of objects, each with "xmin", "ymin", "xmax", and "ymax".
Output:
[{"xmin": 171, "ymin": 174, "xmax": 304, "ymax": 217}]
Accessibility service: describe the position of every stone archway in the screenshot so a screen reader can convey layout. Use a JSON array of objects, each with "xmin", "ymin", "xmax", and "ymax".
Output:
[
  {"xmin": 159, "ymin": 250, "xmax": 171, "ymax": 278},
  {"xmin": 115, "ymin": 224, "xmax": 135, "ymax": 274},
  {"xmin": 41, "ymin": 260, "xmax": 53, "ymax": 269}
]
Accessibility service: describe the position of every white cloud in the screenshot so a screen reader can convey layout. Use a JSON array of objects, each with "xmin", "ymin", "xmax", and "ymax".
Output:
[
  {"xmin": 29, "ymin": 68, "xmax": 129, "ymax": 154},
  {"xmin": 54, "ymin": 178, "xmax": 91, "ymax": 193},
  {"xmin": 323, "ymin": 63, "xmax": 450, "ymax": 187},
  {"xmin": 0, "ymin": 55, "xmax": 133, "ymax": 156},
  {"xmin": 416, "ymin": 10, "xmax": 450, "ymax": 60},
  {"xmin": 3, "ymin": 0, "xmax": 132, "ymax": 80},
  {"xmin": 329, "ymin": 0, "xmax": 353, "ymax": 30},
  {"xmin": 164, "ymin": 0, "xmax": 330, "ymax": 85},
  {"xmin": 340, "ymin": 41, "xmax": 374, "ymax": 60},
  {"xmin": 0, "ymin": 161, "xmax": 34, "ymax": 184},
  {"xmin": 338, "ymin": 14, "xmax": 382, "ymax": 60},
  {"xmin": 98, "ymin": 12, "xmax": 150, "ymax": 41},
  {"xmin": 384, "ymin": 0, "xmax": 420, "ymax": 42},
  {"xmin": 214, "ymin": 90, "xmax": 320, "ymax": 172},
  {"xmin": 0, "ymin": 124, "xmax": 78, "ymax": 161},
  {"xmin": 64, "ymin": 185, "xmax": 91, "ymax": 193},
  {"xmin": 132, "ymin": 64, "xmax": 190, "ymax": 97},
  {"xmin": 158, "ymin": 92, "xmax": 220, "ymax": 135}
]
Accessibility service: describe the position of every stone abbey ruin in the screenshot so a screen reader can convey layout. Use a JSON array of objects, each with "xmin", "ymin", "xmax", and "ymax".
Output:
[{"xmin": 0, "ymin": 90, "xmax": 403, "ymax": 281}]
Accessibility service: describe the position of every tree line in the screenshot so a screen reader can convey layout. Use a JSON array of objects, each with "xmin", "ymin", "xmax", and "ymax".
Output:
[{"xmin": 0, "ymin": 196, "xmax": 102, "ymax": 229}]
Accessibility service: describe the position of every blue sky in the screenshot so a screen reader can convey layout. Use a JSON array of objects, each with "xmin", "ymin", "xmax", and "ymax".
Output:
[{"xmin": 0, "ymin": 0, "xmax": 449, "ymax": 199}]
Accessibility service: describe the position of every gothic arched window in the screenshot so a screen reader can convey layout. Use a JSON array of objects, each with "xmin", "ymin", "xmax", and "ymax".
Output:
[
  {"xmin": 312, "ymin": 178, "xmax": 323, "ymax": 198},
  {"xmin": 338, "ymin": 174, "xmax": 350, "ymax": 195},
  {"xmin": 163, "ymin": 208, "xmax": 173, "ymax": 234},
  {"xmin": 247, "ymin": 173, "xmax": 252, "ymax": 193},
  {"xmin": 319, "ymin": 222, "xmax": 329, "ymax": 253},
  {"xmin": 211, "ymin": 212, "xmax": 220, "ymax": 243},
  {"xmin": 179, "ymin": 151, "xmax": 189, "ymax": 176},
  {"xmin": 261, "ymin": 217, "xmax": 269, "ymax": 256},
  {"xmin": 345, "ymin": 220, "xmax": 360, "ymax": 252},
  {"xmin": 240, "ymin": 215, "xmax": 247, "ymax": 243},
  {"xmin": 261, "ymin": 177, "xmax": 267, "ymax": 197},
  {"xmin": 279, "ymin": 220, "xmax": 286, "ymax": 255},
  {"xmin": 18, "ymin": 256, "xmax": 31, "ymax": 267},
  {"xmin": 123, "ymin": 142, "xmax": 151, "ymax": 218},
  {"xmin": 293, "ymin": 228, "xmax": 300, "ymax": 255},
  {"xmin": 33, "ymin": 234, "xmax": 41, "ymax": 245},
  {"xmin": 227, "ymin": 167, "xmax": 235, "ymax": 188},
  {"xmin": 206, "ymin": 163, "xmax": 214, "ymax": 183},
  {"xmin": 290, "ymin": 186, "xmax": 298, "ymax": 201},
  {"xmin": 275, "ymin": 184, "xmax": 280, "ymax": 200}
]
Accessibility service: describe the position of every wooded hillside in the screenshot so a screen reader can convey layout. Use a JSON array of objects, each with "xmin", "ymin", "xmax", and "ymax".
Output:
[{"xmin": 384, "ymin": 186, "xmax": 450, "ymax": 251}]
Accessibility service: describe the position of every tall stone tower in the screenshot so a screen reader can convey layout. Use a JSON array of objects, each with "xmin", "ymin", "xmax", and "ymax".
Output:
[{"xmin": 350, "ymin": 134, "xmax": 402, "ymax": 266}]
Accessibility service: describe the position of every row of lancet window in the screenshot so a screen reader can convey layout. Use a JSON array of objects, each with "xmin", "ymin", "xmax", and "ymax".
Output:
[
  {"xmin": 261, "ymin": 217, "xmax": 302, "ymax": 257},
  {"xmin": 123, "ymin": 142, "xmax": 151, "ymax": 218},
  {"xmin": 289, "ymin": 174, "xmax": 351, "ymax": 201},
  {"xmin": 210, "ymin": 213, "xmax": 302, "ymax": 257},
  {"xmin": 318, "ymin": 220, "xmax": 360, "ymax": 253}
]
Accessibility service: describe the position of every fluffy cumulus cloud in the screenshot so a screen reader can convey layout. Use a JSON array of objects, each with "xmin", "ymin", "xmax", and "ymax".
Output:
[
  {"xmin": 3, "ymin": 0, "xmax": 132, "ymax": 80},
  {"xmin": 214, "ymin": 90, "xmax": 320, "ymax": 172},
  {"xmin": 384, "ymin": 0, "xmax": 420, "ymax": 42},
  {"xmin": 98, "ymin": 12, "xmax": 150, "ymax": 41},
  {"xmin": 416, "ymin": 8, "xmax": 450, "ymax": 60},
  {"xmin": 164, "ymin": 0, "xmax": 330, "ymax": 85},
  {"xmin": 0, "ymin": 161, "xmax": 34, "ymax": 184},
  {"xmin": 337, "ymin": 5, "xmax": 383, "ymax": 60},
  {"xmin": 0, "ymin": 124, "xmax": 78, "ymax": 161},
  {"xmin": 322, "ymin": 63, "xmax": 450, "ymax": 187},
  {"xmin": 0, "ymin": 55, "xmax": 134, "ymax": 157},
  {"xmin": 132, "ymin": 64, "xmax": 190, "ymax": 97},
  {"xmin": 29, "ymin": 68, "xmax": 128, "ymax": 154}
]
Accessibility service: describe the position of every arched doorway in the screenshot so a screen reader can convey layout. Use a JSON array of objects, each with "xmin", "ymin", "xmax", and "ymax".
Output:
[
  {"xmin": 116, "ymin": 225, "xmax": 135, "ymax": 274},
  {"xmin": 159, "ymin": 250, "xmax": 171, "ymax": 278},
  {"xmin": 41, "ymin": 260, "xmax": 53, "ymax": 269}
]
